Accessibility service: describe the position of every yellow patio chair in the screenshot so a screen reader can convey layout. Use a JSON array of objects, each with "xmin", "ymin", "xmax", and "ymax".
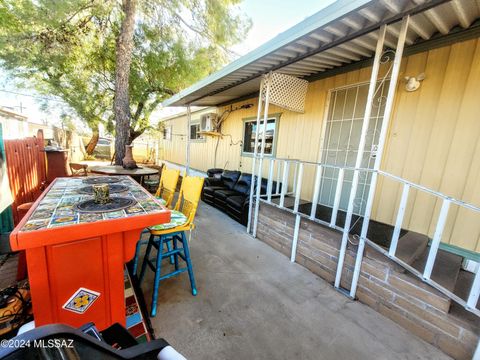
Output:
[
  {"xmin": 132, "ymin": 167, "xmax": 179, "ymax": 275},
  {"xmin": 155, "ymin": 167, "xmax": 180, "ymax": 208},
  {"xmin": 139, "ymin": 175, "xmax": 204, "ymax": 317},
  {"xmin": 143, "ymin": 163, "xmax": 164, "ymax": 192}
]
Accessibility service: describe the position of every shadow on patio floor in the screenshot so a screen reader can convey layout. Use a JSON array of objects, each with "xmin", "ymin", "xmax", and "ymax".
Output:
[{"xmin": 137, "ymin": 203, "xmax": 450, "ymax": 360}]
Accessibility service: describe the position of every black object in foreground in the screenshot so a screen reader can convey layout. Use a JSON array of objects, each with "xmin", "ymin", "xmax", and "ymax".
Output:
[{"xmin": 0, "ymin": 323, "xmax": 171, "ymax": 360}]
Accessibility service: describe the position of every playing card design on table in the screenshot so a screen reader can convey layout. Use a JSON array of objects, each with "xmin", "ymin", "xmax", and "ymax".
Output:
[
  {"xmin": 50, "ymin": 214, "xmax": 79, "ymax": 226},
  {"xmin": 62, "ymin": 287, "xmax": 100, "ymax": 314},
  {"xmin": 79, "ymin": 213, "xmax": 104, "ymax": 223},
  {"xmin": 22, "ymin": 219, "xmax": 50, "ymax": 231}
]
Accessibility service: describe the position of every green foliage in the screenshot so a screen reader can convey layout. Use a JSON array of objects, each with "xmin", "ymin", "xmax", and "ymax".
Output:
[
  {"xmin": 0, "ymin": 0, "xmax": 115, "ymax": 131},
  {"xmin": 0, "ymin": 0, "xmax": 251, "ymax": 138}
]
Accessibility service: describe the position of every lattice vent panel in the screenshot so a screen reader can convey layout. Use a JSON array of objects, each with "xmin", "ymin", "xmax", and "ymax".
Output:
[{"xmin": 261, "ymin": 72, "xmax": 309, "ymax": 113}]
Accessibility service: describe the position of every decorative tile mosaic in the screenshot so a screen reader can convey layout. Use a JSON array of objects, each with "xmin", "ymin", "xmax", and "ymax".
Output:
[
  {"xmin": 124, "ymin": 267, "xmax": 150, "ymax": 342},
  {"xmin": 21, "ymin": 177, "xmax": 166, "ymax": 232}
]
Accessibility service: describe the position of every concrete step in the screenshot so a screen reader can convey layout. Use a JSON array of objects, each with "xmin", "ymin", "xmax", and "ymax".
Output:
[
  {"xmin": 411, "ymin": 247, "xmax": 463, "ymax": 293},
  {"xmin": 453, "ymin": 270, "xmax": 480, "ymax": 309},
  {"xmin": 447, "ymin": 270, "xmax": 480, "ymax": 330},
  {"xmin": 395, "ymin": 231, "xmax": 429, "ymax": 266}
]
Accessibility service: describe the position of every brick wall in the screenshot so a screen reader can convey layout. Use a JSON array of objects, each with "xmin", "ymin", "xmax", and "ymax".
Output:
[{"xmin": 255, "ymin": 202, "xmax": 479, "ymax": 360}]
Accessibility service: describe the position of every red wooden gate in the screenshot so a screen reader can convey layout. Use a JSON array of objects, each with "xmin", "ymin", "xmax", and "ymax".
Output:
[{"xmin": 4, "ymin": 130, "xmax": 47, "ymax": 224}]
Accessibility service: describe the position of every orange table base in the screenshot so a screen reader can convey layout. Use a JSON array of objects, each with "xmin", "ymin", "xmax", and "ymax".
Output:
[
  {"xmin": 10, "ymin": 176, "xmax": 170, "ymax": 331},
  {"xmin": 25, "ymin": 230, "xmax": 140, "ymax": 330}
]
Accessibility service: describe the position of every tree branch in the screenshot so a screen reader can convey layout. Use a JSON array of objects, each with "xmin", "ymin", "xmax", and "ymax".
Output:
[{"xmin": 163, "ymin": 6, "xmax": 240, "ymax": 58}]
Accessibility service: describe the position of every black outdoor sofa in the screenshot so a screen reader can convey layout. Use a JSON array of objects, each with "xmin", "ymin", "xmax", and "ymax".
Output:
[{"xmin": 202, "ymin": 169, "xmax": 279, "ymax": 225}]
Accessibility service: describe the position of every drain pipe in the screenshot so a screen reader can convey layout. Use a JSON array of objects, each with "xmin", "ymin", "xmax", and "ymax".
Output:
[
  {"xmin": 349, "ymin": 16, "xmax": 410, "ymax": 298},
  {"xmin": 185, "ymin": 104, "xmax": 191, "ymax": 176}
]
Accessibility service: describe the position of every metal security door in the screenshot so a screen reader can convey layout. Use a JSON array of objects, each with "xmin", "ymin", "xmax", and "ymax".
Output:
[{"xmin": 319, "ymin": 80, "xmax": 389, "ymax": 215}]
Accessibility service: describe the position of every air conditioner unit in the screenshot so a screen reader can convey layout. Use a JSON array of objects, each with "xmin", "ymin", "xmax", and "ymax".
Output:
[{"xmin": 200, "ymin": 113, "xmax": 217, "ymax": 132}]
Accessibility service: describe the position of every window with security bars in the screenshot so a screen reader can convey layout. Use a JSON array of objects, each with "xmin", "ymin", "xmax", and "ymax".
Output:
[{"xmin": 318, "ymin": 80, "xmax": 389, "ymax": 216}]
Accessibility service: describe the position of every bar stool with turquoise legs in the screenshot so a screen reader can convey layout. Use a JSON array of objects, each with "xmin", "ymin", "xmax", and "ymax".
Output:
[
  {"xmin": 132, "ymin": 167, "xmax": 179, "ymax": 275},
  {"xmin": 138, "ymin": 175, "xmax": 204, "ymax": 317}
]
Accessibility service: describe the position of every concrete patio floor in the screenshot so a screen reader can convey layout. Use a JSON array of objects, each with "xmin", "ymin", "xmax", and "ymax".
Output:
[{"xmin": 138, "ymin": 203, "xmax": 451, "ymax": 360}]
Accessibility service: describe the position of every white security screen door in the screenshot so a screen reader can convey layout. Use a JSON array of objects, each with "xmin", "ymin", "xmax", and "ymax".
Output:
[{"xmin": 319, "ymin": 80, "xmax": 389, "ymax": 215}]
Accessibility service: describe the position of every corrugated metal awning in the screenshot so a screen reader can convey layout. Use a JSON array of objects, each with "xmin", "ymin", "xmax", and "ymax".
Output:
[{"xmin": 163, "ymin": 0, "xmax": 480, "ymax": 107}]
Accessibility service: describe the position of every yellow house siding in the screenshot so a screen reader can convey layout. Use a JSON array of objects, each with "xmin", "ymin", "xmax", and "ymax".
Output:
[
  {"xmin": 159, "ymin": 38, "xmax": 480, "ymax": 251},
  {"xmin": 373, "ymin": 39, "xmax": 480, "ymax": 251}
]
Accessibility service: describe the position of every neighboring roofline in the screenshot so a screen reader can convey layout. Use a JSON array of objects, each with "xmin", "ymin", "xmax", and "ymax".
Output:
[
  {"xmin": 0, "ymin": 108, "xmax": 28, "ymax": 120},
  {"xmin": 158, "ymin": 106, "xmax": 216, "ymax": 122},
  {"xmin": 162, "ymin": 0, "xmax": 372, "ymax": 107}
]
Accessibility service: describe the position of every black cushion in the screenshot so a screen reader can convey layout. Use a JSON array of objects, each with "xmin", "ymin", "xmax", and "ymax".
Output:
[
  {"xmin": 226, "ymin": 195, "xmax": 249, "ymax": 225},
  {"xmin": 201, "ymin": 169, "xmax": 281, "ymax": 227},
  {"xmin": 221, "ymin": 170, "xmax": 241, "ymax": 190},
  {"xmin": 232, "ymin": 173, "xmax": 253, "ymax": 195},
  {"xmin": 207, "ymin": 168, "xmax": 224, "ymax": 178},
  {"xmin": 226, "ymin": 195, "xmax": 246, "ymax": 209},
  {"xmin": 204, "ymin": 177, "xmax": 223, "ymax": 187},
  {"xmin": 203, "ymin": 185, "xmax": 226, "ymax": 196},
  {"xmin": 214, "ymin": 189, "xmax": 239, "ymax": 202},
  {"xmin": 260, "ymin": 178, "xmax": 270, "ymax": 195}
]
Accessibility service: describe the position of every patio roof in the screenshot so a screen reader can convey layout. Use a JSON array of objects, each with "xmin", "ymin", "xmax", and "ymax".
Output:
[{"xmin": 162, "ymin": 0, "xmax": 480, "ymax": 107}]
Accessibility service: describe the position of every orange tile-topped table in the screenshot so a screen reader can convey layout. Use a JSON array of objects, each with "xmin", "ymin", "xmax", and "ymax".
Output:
[{"xmin": 10, "ymin": 176, "xmax": 170, "ymax": 330}]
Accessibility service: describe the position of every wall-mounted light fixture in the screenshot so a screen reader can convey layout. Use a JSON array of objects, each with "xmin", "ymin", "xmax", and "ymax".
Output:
[{"xmin": 404, "ymin": 73, "xmax": 425, "ymax": 92}]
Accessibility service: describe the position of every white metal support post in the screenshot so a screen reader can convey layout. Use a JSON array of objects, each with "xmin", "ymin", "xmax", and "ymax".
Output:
[
  {"xmin": 467, "ymin": 263, "xmax": 480, "ymax": 310},
  {"xmin": 267, "ymin": 158, "xmax": 275, "ymax": 202},
  {"xmin": 290, "ymin": 163, "xmax": 304, "ymax": 262},
  {"xmin": 310, "ymin": 164, "xmax": 323, "ymax": 219},
  {"xmin": 330, "ymin": 168, "xmax": 345, "ymax": 227},
  {"xmin": 349, "ymin": 17, "xmax": 410, "ymax": 298},
  {"xmin": 276, "ymin": 165, "xmax": 281, "ymax": 194},
  {"xmin": 423, "ymin": 198, "xmax": 450, "ymax": 280},
  {"xmin": 291, "ymin": 215, "xmax": 301, "ymax": 262},
  {"xmin": 253, "ymin": 72, "xmax": 272, "ymax": 238},
  {"xmin": 474, "ymin": 340, "xmax": 480, "ymax": 360},
  {"xmin": 389, "ymin": 183, "xmax": 410, "ymax": 257},
  {"xmin": 334, "ymin": 25, "xmax": 387, "ymax": 290},
  {"xmin": 279, "ymin": 160, "xmax": 290, "ymax": 208},
  {"xmin": 293, "ymin": 163, "xmax": 304, "ymax": 213},
  {"xmin": 186, "ymin": 105, "xmax": 192, "ymax": 176},
  {"xmin": 247, "ymin": 80, "xmax": 265, "ymax": 234}
]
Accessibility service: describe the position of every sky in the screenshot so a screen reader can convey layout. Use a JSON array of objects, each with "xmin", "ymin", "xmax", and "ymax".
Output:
[{"xmin": 0, "ymin": 0, "xmax": 336, "ymax": 130}]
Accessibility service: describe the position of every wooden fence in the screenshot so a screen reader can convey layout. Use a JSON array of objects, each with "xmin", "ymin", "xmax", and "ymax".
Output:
[
  {"xmin": 4, "ymin": 130, "xmax": 47, "ymax": 224},
  {"xmin": 0, "ymin": 124, "xmax": 14, "ymax": 233}
]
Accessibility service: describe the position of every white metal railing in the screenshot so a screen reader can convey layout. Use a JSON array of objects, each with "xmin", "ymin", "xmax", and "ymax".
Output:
[
  {"xmin": 249, "ymin": 154, "xmax": 480, "ymax": 319},
  {"xmin": 242, "ymin": 15, "xmax": 480, "ymax": 358}
]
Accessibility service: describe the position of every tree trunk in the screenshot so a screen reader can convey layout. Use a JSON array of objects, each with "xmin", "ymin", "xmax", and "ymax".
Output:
[
  {"xmin": 128, "ymin": 126, "xmax": 145, "ymax": 144},
  {"xmin": 85, "ymin": 127, "xmax": 99, "ymax": 155},
  {"xmin": 113, "ymin": 0, "xmax": 137, "ymax": 165}
]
